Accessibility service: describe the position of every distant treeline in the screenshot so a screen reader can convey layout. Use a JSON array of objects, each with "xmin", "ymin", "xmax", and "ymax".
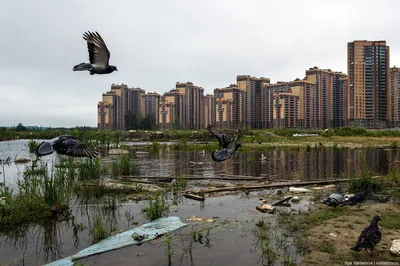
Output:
[{"xmin": 2, "ymin": 124, "xmax": 400, "ymax": 142}]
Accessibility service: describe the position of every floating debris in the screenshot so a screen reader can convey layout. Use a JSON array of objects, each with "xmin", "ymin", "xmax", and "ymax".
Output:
[
  {"xmin": 14, "ymin": 158, "xmax": 31, "ymax": 163},
  {"xmin": 136, "ymin": 151, "xmax": 150, "ymax": 156},
  {"xmin": 289, "ymin": 187, "xmax": 311, "ymax": 193},
  {"xmin": 256, "ymin": 204, "xmax": 276, "ymax": 214},
  {"xmin": 44, "ymin": 216, "xmax": 187, "ymax": 266},
  {"xmin": 185, "ymin": 215, "xmax": 215, "ymax": 223},
  {"xmin": 183, "ymin": 193, "xmax": 205, "ymax": 201},
  {"xmin": 108, "ymin": 149, "xmax": 129, "ymax": 155}
]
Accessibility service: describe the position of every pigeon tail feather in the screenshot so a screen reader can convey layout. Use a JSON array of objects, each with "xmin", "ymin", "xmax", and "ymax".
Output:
[
  {"xmin": 350, "ymin": 245, "xmax": 361, "ymax": 252},
  {"xmin": 73, "ymin": 63, "xmax": 92, "ymax": 71}
]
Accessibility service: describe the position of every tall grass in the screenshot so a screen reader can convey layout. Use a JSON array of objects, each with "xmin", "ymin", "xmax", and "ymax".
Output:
[
  {"xmin": 348, "ymin": 157, "xmax": 382, "ymax": 193},
  {"xmin": 78, "ymin": 158, "xmax": 103, "ymax": 180},
  {"xmin": 142, "ymin": 192, "xmax": 170, "ymax": 221},
  {"xmin": 112, "ymin": 155, "xmax": 136, "ymax": 177},
  {"xmin": 28, "ymin": 139, "xmax": 38, "ymax": 153}
]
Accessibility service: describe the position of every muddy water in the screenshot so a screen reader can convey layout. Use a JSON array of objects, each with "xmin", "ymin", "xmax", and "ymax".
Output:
[{"xmin": 0, "ymin": 140, "xmax": 399, "ymax": 265}]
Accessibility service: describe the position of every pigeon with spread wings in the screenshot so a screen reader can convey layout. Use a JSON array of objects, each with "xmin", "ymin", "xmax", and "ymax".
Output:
[
  {"xmin": 207, "ymin": 124, "xmax": 230, "ymax": 148},
  {"xmin": 36, "ymin": 135, "xmax": 99, "ymax": 158},
  {"xmin": 73, "ymin": 31, "xmax": 118, "ymax": 75},
  {"xmin": 207, "ymin": 125, "xmax": 243, "ymax": 162}
]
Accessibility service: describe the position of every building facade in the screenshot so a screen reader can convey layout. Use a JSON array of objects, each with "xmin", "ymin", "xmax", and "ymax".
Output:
[
  {"xmin": 214, "ymin": 85, "xmax": 244, "ymax": 129},
  {"xmin": 390, "ymin": 66, "xmax": 400, "ymax": 127},
  {"xmin": 204, "ymin": 94, "xmax": 216, "ymax": 127},
  {"xmin": 347, "ymin": 40, "xmax": 390, "ymax": 128}
]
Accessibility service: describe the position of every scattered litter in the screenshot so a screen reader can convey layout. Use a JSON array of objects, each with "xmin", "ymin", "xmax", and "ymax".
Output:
[
  {"xmin": 108, "ymin": 149, "xmax": 130, "ymax": 155},
  {"xmin": 185, "ymin": 215, "xmax": 215, "ymax": 223},
  {"xmin": 329, "ymin": 233, "xmax": 338, "ymax": 238},
  {"xmin": 291, "ymin": 196, "xmax": 300, "ymax": 203},
  {"xmin": 14, "ymin": 158, "xmax": 31, "ymax": 163},
  {"xmin": 136, "ymin": 252, "xmax": 146, "ymax": 257},
  {"xmin": 289, "ymin": 187, "xmax": 311, "ymax": 193},
  {"xmin": 390, "ymin": 239, "xmax": 400, "ymax": 256},
  {"xmin": 271, "ymin": 196, "xmax": 293, "ymax": 206},
  {"xmin": 256, "ymin": 204, "xmax": 276, "ymax": 214},
  {"xmin": 344, "ymin": 194, "xmax": 355, "ymax": 201},
  {"xmin": 44, "ymin": 216, "xmax": 187, "ymax": 266},
  {"xmin": 183, "ymin": 193, "xmax": 205, "ymax": 201},
  {"xmin": 311, "ymin": 184, "xmax": 335, "ymax": 190}
]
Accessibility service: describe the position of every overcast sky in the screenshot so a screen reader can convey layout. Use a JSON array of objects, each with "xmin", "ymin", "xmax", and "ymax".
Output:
[{"xmin": 1, "ymin": 0, "xmax": 400, "ymax": 127}]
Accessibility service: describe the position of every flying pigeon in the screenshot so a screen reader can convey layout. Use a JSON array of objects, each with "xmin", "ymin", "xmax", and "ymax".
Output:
[
  {"xmin": 36, "ymin": 135, "xmax": 99, "ymax": 158},
  {"xmin": 350, "ymin": 215, "xmax": 381, "ymax": 256},
  {"xmin": 73, "ymin": 31, "xmax": 118, "ymax": 75},
  {"xmin": 207, "ymin": 124, "xmax": 230, "ymax": 148},
  {"xmin": 211, "ymin": 129, "xmax": 242, "ymax": 162},
  {"xmin": 341, "ymin": 186, "xmax": 369, "ymax": 208},
  {"xmin": 322, "ymin": 184, "xmax": 344, "ymax": 207}
]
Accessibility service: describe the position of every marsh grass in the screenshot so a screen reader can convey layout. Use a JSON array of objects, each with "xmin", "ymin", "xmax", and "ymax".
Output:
[
  {"xmin": 112, "ymin": 155, "xmax": 136, "ymax": 177},
  {"xmin": 179, "ymin": 226, "xmax": 196, "ymax": 266},
  {"xmin": 142, "ymin": 192, "xmax": 170, "ymax": 221},
  {"xmin": 348, "ymin": 157, "xmax": 382, "ymax": 193},
  {"xmin": 88, "ymin": 214, "xmax": 115, "ymax": 244},
  {"xmin": 252, "ymin": 219, "xmax": 277, "ymax": 266},
  {"xmin": 164, "ymin": 235, "xmax": 174, "ymax": 266},
  {"xmin": 28, "ymin": 139, "xmax": 38, "ymax": 153},
  {"xmin": 0, "ymin": 163, "xmax": 71, "ymax": 230},
  {"xmin": 78, "ymin": 158, "xmax": 102, "ymax": 180}
]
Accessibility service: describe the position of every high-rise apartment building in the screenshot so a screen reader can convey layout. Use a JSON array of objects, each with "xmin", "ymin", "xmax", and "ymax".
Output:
[
  {"xmin": 390, "ymin": 66, "xmax": 400, "ymax": 127},
  {"xmin": 127, "ymin": 87, "xmax": 145, "ymax": 115},
  {"xmin": 273, "ymin": 91, "xmax": 299, "ymax": 128},
  {"xmin": 175, "ymin": 82, "xmax": 205, "ymax": 130},
  {"xmin": 97, "ymin": 89, "xmax": 123, "ymax": 130},
  {"xmin": 237, "ymin": 75, "xmax": 270, "ymax": 129},
  {"xmin": 347, "ymin": 40, "xmax": 390, "ymax": 128},
  {"xmin": 204, "ymin": 94, "xmax": 216, "ymax": 127},
  {"xmin": 142, "ymin": 92, "xmax": 160, "ymax": 122},
  {"xmin": 305, "ymin": 67, "xmax": 347, "ymax": 128},
  {"xmin": 159, "ymin": 90, "xmax": 184, "ymax": 130},
  {"xmin": 214, "ymin": 84, "xmax": 244, "ymax": 129},
  {"xmin": 268, "ymin": 79, "xmax": 316, "ymax": 128}
]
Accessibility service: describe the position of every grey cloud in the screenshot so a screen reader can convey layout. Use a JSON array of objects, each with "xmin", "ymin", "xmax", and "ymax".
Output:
[{"xmin": 1, "ymin": 0, "xmax": 400, "ymax": 127}]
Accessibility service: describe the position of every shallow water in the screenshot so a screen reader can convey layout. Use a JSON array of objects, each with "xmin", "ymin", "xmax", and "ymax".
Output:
[{"xmin": 0, "ymin": 140, "xmax": 398, "ymax": 265}]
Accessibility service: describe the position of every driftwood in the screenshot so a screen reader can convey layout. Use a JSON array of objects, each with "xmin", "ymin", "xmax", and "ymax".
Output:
[
  {"xmin": 187, "ymin": 178, "xmax": 350, "ymax": 195},
  {"xmin": 120, "ymin": 175, "xmax": 267, "ymax": 181},
  {"xmin": 183, "ymin": 193, "xmax": 205, "ymax": 201},
  {"xmin": 271, "ymin": 196, "xmax": 293, "ymax": 206}
]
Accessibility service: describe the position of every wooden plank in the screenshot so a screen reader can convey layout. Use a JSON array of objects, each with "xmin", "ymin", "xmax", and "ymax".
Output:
[
  {"xmin": 183, "ymin": 193, "xmax": 205, "ymax": 201},
  {"xmin": 187, "ymin": 178, "xmax": 350, "ymax": 195}
]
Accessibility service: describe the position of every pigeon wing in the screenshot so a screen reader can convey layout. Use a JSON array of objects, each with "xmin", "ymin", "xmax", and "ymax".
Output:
[
  {"xmin": 354, "ymin": 227, "xmax": 381, "ymax": 249},
  {"xmin": 207, "ymin": 124, "xmax": 230, "ymax": 147},
  {"xmin": 35, "ymin": 141, "xmax": 54, "ymax": 157},
  {"xmin": 54, "ymin": 138, "xmax": 99, "ymax": 158},
  {"xmin": 211, "ymin": 149, "xmax": 231, "ymax": 162},
  {"xmin": 83, "ymin": 31, "xmax": 110, "ymax": 68}
]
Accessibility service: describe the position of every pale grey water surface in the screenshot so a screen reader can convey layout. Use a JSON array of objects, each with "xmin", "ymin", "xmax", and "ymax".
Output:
[{"xmin": 0, "ymin": 140, "xmax": 398, "ymax": 265}]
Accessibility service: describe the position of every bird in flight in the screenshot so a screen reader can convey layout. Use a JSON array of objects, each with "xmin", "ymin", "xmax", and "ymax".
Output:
[
  {"xmin": 73, "ymin": 31, "xmax": 118, "ymax": 75},
  {"xmin": 207, "ymin": 124, "xmax": 243, "ymax": 162},
  {"xmin": 36, "ymin": 135, "xmax": 99, "ymax": 158}
]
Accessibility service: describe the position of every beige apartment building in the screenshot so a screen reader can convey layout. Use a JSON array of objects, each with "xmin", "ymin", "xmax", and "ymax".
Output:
[
  {"xmin": 390, "ymin": 66, "xmax": 400, "ymax": 127},
  {"xmin": 214, "ymin": 84, "xmax": 244, "ymax": 129},
  {"xmin": 347, "ymin": 40, "xmax": 390, "ymax": 128}
]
